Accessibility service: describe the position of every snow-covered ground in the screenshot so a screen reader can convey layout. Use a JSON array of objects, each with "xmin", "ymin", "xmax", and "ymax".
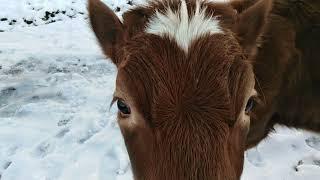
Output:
[{"xmin": 0, "ymin": 0, "xmax": 319, "ymax": 180}]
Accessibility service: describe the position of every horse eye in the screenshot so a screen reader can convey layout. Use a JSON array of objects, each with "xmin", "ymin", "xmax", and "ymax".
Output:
[
  {"xmin": 117, "ymin": 99, "xmax": 131, "ymax": 116},
  {"xmin": 245, "ymin": 97, "xmax": 255, "ymax": 114}
]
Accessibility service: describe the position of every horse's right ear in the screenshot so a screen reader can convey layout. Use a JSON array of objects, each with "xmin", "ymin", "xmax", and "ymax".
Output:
[
  {"xmin": 231, "ymin": 0, "xmax": 273, "ymax": 55},
  {"xmin": 88, "ymin": 0, "xmax": 124, "ymax": 64}
]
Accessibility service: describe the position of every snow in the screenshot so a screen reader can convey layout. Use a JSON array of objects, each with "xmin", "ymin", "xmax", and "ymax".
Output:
[
  {"xmin": 0, "ymin": 0, "xmax": 319, "ymax": 180},
  {"xmin": 0, "ymin": 0, "xmax": 145, "ymax": 32}
]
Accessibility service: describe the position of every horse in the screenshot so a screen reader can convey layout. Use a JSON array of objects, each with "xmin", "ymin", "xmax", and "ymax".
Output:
[{"xmin": 88, "ymin": 0, "xmax": 320, "ymax": 179}]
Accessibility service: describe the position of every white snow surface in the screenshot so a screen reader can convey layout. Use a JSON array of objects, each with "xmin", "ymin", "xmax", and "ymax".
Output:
[{"xmin": 0, "ymin": 0, "xmax": 319, "ymax": 180}]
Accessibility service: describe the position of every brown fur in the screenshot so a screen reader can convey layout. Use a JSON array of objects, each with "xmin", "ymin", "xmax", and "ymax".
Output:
[
  {"xmin": 243, "ymin": 0, "xmax": 320, "ymax": 147},
  {"xmin": 88, "ymin": 0, "xmax": 320, "ymax": 179},
  {"xmin": 116, "ymin": 34, "xmax": 252, "ymax": 179}
]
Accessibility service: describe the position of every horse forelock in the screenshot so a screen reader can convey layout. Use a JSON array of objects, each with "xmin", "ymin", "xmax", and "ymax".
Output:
[{"xmin": 146, "ymin": 0, "xmax": 223, "ymax": 53}]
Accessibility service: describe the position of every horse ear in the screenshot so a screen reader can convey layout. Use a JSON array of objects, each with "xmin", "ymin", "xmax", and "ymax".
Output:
[
  {"xmin": 232, "ymin": 0, "xmax": 273, "ymax": 55},
  {"xmin": 88, "ymin": 0, "xmax": 124, "ymax": 64}
]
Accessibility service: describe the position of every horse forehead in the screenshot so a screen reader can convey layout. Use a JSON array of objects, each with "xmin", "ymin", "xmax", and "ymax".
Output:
[{"xmin": 145, "ymin": 0, "xmax": 224, "ymax": 53}]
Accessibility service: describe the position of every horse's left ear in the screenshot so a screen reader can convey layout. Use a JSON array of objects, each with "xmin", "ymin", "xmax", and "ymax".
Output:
[
  {"xmin": 88, "ymin": 0, "xmax": 124, "ymax": 64},
  {"xmin": 232, "ymin": 0, "xmax": 273, "ymax": 55}
]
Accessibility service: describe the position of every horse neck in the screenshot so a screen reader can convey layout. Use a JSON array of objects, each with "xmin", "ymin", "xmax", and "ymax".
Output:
[{"xmin": 253, "ymin": 5, "xmax": 320, "ymax": 132}]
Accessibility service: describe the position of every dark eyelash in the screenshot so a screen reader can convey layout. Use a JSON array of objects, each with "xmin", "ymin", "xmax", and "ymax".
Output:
[
  {"xmin": 252, "ymin": 95, "xmax": 263, "ymax": 106},
  {"xmin": 110, "ymin": 96, "xmax": 120, "ymax": 109}
]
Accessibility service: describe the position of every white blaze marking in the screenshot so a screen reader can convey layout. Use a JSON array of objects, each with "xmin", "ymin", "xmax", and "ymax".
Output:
[{"xmin": 146, "ymin": 0, "xmax": 223, "ymax": 53}]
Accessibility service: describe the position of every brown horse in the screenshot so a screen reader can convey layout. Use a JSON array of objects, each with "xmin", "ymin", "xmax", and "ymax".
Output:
[{"xmin": 88, "ymin": 0, "xmax": 320, "ymax": 179}]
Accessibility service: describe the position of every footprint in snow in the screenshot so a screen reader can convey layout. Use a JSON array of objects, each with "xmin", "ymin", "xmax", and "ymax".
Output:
[
  {"xmin": 294, "ymin": 156, "xmax": 320, "ymax": 171},
  {"xmin": 33, "ymin": 141, "xmax": 55, "ymax": 158},
  {"xmin": 2, "ymin": 161, "xmax": 12, "ymax": 170},
  {"xmin": 0, "ymin": 161, "xmax": 12, "ymax": 179},
  {"xmin": 3, "ymin": 58, "xmax": 42, "ymax": 76},
  {"xmin": 4, "ymin": 67, "xmax": 23, "ymax": 76},
  {"xmin": 47, "ymin": 64, "xmax": 70, "ymax": 74},
  {"xmin": 0, "ymin": 87, "xmax": 17, "ymax": 107},
  {"xmin": 78, "ymin": 132, "xmax": 95, "ymax": 144},
  {"xmin": 78, "ymin": 128, "xmax": 104, "ymax": 144},
  {"xmin": 305, "ymin": 136, "xmax": 320, "ymax": 151},
  {"xmin": 245, "ymin": 148, "xmax": 266, "ymax": 167},
  {"xmin": 57, "ymin": 118, "xmax": 71, "ymax": 127},
  {"xmin": 55, "ymin": 128, "xmax": 70, "ymax": 138},
  {"xmin": 0, "ymin": 87, "xmax": 16, "ymax": 97}
]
